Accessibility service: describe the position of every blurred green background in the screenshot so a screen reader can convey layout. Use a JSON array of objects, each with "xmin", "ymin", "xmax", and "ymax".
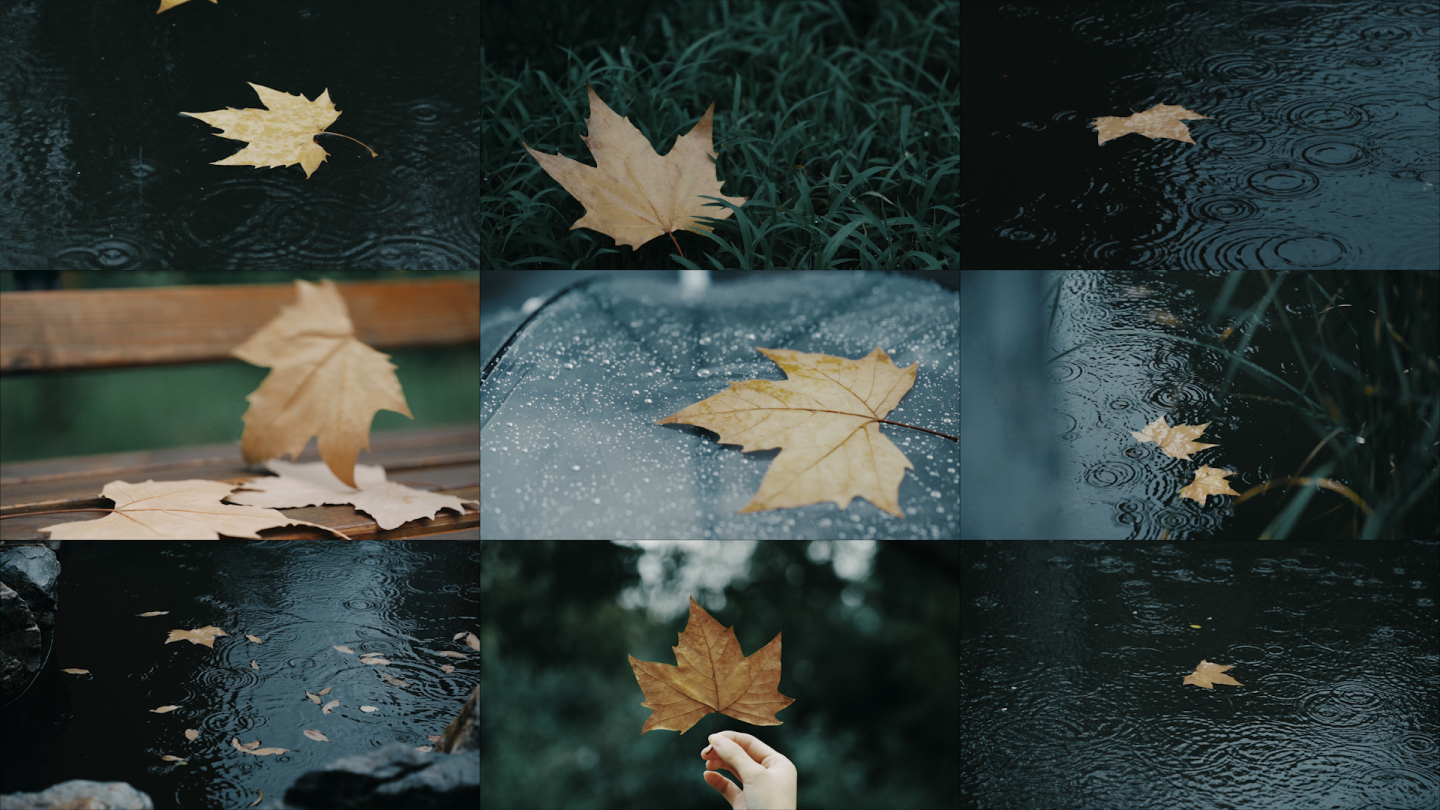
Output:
[
  {"xmin": 0, "ymin": 270, "xmax": 479, "ymax": 465},
  {"xmin": 479, "ymin": 540, "xmax": 960, "ymax": 809}
]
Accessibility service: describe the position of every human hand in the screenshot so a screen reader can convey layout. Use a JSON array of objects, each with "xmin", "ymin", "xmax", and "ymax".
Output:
[{"xmin": 700, "ymin": 731, "xmax": 797, "ymax": 810}]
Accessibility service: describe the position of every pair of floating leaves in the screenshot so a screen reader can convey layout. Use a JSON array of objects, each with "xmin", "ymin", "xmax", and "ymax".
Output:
[{"xmin": 1132, "ymin": 417, "xmax": 1239, "ymax": 506}]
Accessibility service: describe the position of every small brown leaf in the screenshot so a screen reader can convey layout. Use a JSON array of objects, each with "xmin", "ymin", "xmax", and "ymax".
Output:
[
  {"xmin": 464, "ymin": 632, "xmax": 479, "ymax": 652},
  {"xmin": 415, "ymin": 745, "xmax": 432, "ymax": 752},
  {"xmin": 250, "ymin": 660, "xmax": 260, "ymax": 670},
  {"xmin": 151, "ymin": 705, "xmax": 181, "ymax": 714},
  {"xmin": 1131, "ymin": 417, "xmax": 1218, "ymax": 461},
  {"xmin": 305, "ymin": 690, "xmax": 321, "ymax": 704},
  {"xmin": 1182, "ymin": 659, "xmax": 1243, "ymax": 689},
  {"xmin": 242, "ymin": 740, "xmax": 261, "ymax": 750},
  {"xmin": 160, "ymin": 755, "xmax": 187, "ymax": 763},
  {"xmin": 359, "ymin": 656, "xmax": 391, "ymax": 666},
  {"xmin": 334, "ymin": 645, "xmax": 355, "ymax": 654},
  {"xmin": 61, "ymin": 668, "xmax": 90, "ymax": 675},
  {"xmin": 246, "ymin": 635, "xmax": 263, "ymax": 644},
  {"xmin": 321, "ymin": 699, "xmax": 340, "ymax": 714},
  {"xmin": 440, "ymin": 665, "xmax": 455, "ymax": 673},
  {"xmin": 303, "ymin": 729, "xmax": 331, "ymax": 742},
  {"xmin": 185, "ymin": 729, "xmax": 199, "ymax": 741},
  {"xmin": 248, "ymin": 793, "xmax": 263, "ymax": 808},
  {"xmin": 379, "ymin": 672, "xmax": 411, "ymax": 688},
  {"xmin": 426, "ymin": 734, "xmax": 442, "ymax": 744},
  {"xmin": 232, "ymin": 737, "xmax": 287, "ymax": 755},
  {"xmin": 316, "ymin": 686, "xmax": 333, "ymax": 696},
  {"xmin": 435, "ymin": 651, "xmax": 468, "ymax": 660},
  {"xmin": 360, "ymin": 706, "xmax": 379, "ymax": 713},
  {"xmin": 138, "ymin": 611, "xmax": 170, "ymax": 617},
  {"xmin": 1092, "ymin": 104, "xmax": 1212, "ymax": 146}
]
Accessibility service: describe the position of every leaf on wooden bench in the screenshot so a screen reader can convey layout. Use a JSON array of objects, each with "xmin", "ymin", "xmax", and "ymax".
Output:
[
  {"xmin": 232, "ymin": 279, "xmax": 413, "ymax": 488},
  {"xmin": 36, "ymin": 479, "xmax": 350, "ymax": 540},
  {"xmin": 227, "ymin": 459, "xmax": 477, "ymax": 531}
]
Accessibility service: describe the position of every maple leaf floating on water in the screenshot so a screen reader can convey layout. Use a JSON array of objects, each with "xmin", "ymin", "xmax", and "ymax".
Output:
[
  {"xmin": 523, "ymin": 83, "xmax": 749, "ymax": 257},
  {"xmin": 628, "ymin": 596, "xmax": 795, "ymax": 735},
  {"xmin": 157, "ymin": 0, "xmax": 215, "ymax": 11},
  {"xmin": 1131, "ymin": 416, "xmax": 1218, "ymax": 460},
  {"xmin": 36, "ymin": 480, "xmax": 348, "ymax": 540},
  {"xmin": 181, "ymin": 83, "xmax": 376, "ymax": 179},
  {"xmin": 1182, "ymin": 659, "xmax": 1243, "ymax": 689},
  {"xmin": 1092, "ymin": 104, "xmax": 1212, "ymax": 145},
  {"xmin": 657, "ymin": 347, "xmax": 927, "ymax": 518},
  {"xmin": 1178, "ymin": 465, "xmax": 1241, "ymax": 506},
  {"xmin": 166, "ymin": 626, "xmax": 229, "ymax": 647},
  {"xmin": 232, "ymin": 280, "xmax": 412, "ymax": 489}
]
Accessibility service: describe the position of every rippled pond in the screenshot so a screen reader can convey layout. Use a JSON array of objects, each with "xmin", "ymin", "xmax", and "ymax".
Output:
[
  {"xmin": 0, "ymin": 542, "xmax": 478, "ymax": 809},
  {"xmin": 961, "ymin": 541, "xmax": 1440, "ymax": 810},
  {"xmin": 960, "ymin": 1, "xmax": 1440, "ymax": 269}
]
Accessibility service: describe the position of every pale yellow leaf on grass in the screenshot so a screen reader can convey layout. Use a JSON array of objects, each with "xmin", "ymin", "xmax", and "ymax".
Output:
[
  {"xmin": 334, "ymin": 645, "xmax": 355, "ymax": 654},
  {"xmin": 152, "ymin": 705, "xmax": 181, "ymax": 713},
  {"xmin": 61, "ymin": 668, "xmax": 90, "ymax": 675},
  {"xmin": 360, "ymin": 706, "xmax": 379, "ymax": 713},
  {"xmin": 657, "ymin": 347, "xmax": 921, "ymax": 517},
  {"xmin": 230, "ymin": 280, "xmax": 412, "ymax": 488},
  {"xmin": 521, "ymin": 83, "xmax": 748, "ymax": 255},
  {"xmin": 322, "ymin": 700, "xmax": 340, "ymax": 714},
  {"xmin": 303, "ymin": 729, "xmax": 331, "ymax": 742},
  {"xmin": 138, "ymin": 611, "xmax": 170, "ymax": 617},
  {"xmin": 246, "ymin": 635, "xmax": 263, "ymax": 644},
  {"xmin": 185, "ymin": 729, "xmax": 199, "ymax": 741}
]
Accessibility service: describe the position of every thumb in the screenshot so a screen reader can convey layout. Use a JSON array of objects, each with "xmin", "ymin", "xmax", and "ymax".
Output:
[{"xmin": 708, "ymin": 733, "xmax": 763, "ymax": 783}]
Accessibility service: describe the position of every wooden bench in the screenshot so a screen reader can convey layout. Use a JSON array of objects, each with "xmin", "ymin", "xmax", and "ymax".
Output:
[{"xmin": 0, "ymin": 277, "xmax": 480, "ymax": 540}]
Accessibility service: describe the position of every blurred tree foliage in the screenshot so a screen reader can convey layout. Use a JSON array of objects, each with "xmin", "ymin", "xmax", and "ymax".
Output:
[{"xmin": 479, "ymin": 541, "xmax": 959, "ymax": 810}]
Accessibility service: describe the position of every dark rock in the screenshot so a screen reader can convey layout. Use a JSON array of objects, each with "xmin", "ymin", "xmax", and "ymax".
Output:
[
  {"xmin": 0, "ymin": 545, "xmax": 60, "ymax": 706},
  {"xmin": 278, "ymin": 742, "xmax": 479, "ymax": 810},
  {"xmin": 0, "ymin": 778, "xmax": 154, "ymax": 809},
  {"xmin": 437, "ymin": 684, "xmax": 478, "ymax": 753}
]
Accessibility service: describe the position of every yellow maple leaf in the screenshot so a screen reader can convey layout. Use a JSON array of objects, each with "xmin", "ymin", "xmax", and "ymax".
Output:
[
  {"xmin": 522, "ymin": 83, "xmax": 749, "ymax": 257},
  {"xmin": 1131, "ymin": 416, "xmax": 1218, "ymax": 460},
  {"xmin": 165, "ymin": 626, "xmax": 229, "ymax": 647},
  {"xmin": 656, "ymin": 347, "xmax": 954, "ymax": 518},
  {"xmin": 157, "ymin": 0, "xmax": 216, "ymax": 12},
  {"xmin": 35, "ymin": 480, "xmax": 348, "ymax": 540},
  {"xmin": 231, "ymin": 280, "xmax": 413, "ymax": 488},
  {"xmin": 1178, "ymin": 465, "xmax": 1241, "ymax": 506},
  {"xmin": 1092, "ymin": 104, "xmax": 1212, "ymax": 146},
  {"xmin": 181, "ymin": 83, "xmax": 375, "ymax": 179},
  {"xmin": 1181, "ymin": 659, "xmax": 1243, "ymax": 689}
]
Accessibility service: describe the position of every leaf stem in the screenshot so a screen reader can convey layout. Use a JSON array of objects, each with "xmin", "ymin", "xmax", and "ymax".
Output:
[
  {"xmin": 315, "ymin": 131, "xmax": 378, "ymax": 157},
  {"xmin": 877, "ymin": 419, "xmax": 957, "ymax": 441}
]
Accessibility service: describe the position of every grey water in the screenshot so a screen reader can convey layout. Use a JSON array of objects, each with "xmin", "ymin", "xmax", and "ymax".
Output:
[
  {"xmin": 961, "ymin": 541, "xmax": 1440, "ymax": 809},
  {"xmin": 0, "ymin": 542, "xmax": 478, "ymax": 809}
]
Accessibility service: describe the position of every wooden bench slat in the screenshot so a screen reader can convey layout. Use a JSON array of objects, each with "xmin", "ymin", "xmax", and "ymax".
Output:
[
  {"xmin": 0, "ymin": 278, "xmax": 480, "ymax": 374},
  {"xmin": 0, "ymin": 425, "xmax": 478, "ymax": 540}
]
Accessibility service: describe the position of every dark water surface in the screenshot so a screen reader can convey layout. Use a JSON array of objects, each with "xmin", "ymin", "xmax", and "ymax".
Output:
[
  {"xmin": 961, "ymin": 1, "xmax": 1440, "ymax": 269},
  {"xmin": 962, "ymin": 541, "xmax": 1440, "ymax": 810},
  {"xmin": 1, "ymin": 542, "xmax": 479, "ymax": 809},
  {"xmin": 0, "ymin": 0, "xmax": 479, "ymax": 270}
]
